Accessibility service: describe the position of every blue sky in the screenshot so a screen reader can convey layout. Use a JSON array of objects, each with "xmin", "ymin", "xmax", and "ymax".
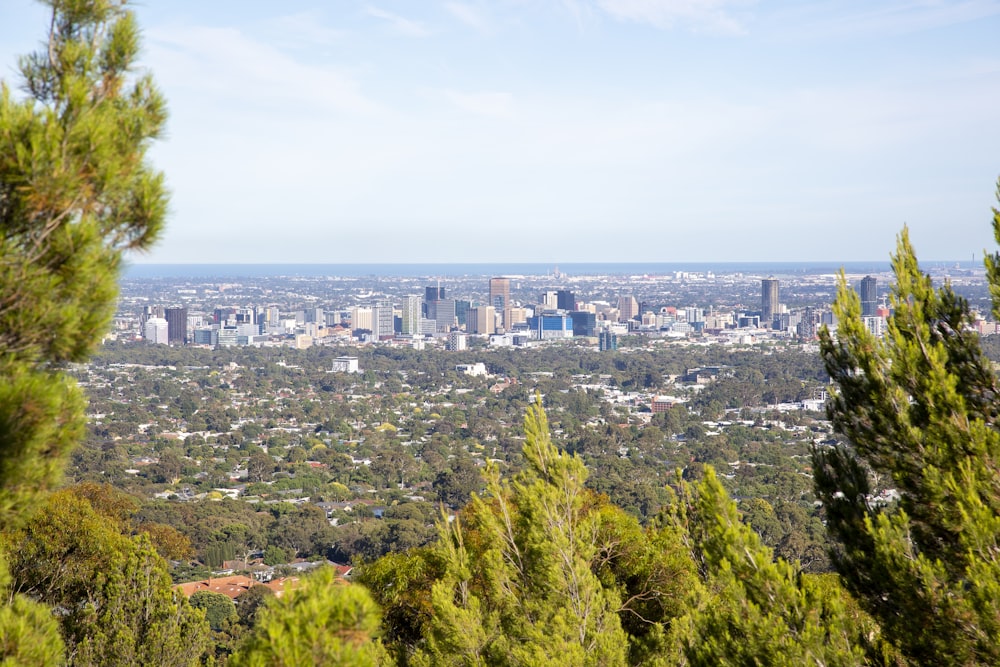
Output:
[{"xmin": 3, "ymin": 1, "xmax": 1000, "ymax": 264}]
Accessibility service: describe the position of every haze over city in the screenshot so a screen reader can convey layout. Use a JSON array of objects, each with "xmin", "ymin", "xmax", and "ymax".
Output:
[{"xmin": 3, "ymin": 0, "xmax": 1000, "ymax": 264}]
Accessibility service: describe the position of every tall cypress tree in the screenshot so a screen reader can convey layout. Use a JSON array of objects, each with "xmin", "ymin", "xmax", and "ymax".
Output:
[{"xmin": 816, "ymin": 182, "xmax": 1000, "ymax": 665}]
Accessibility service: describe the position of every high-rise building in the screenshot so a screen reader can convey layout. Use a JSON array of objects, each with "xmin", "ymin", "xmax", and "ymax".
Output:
[
  {"xmin": 527, "ymin": 315, "xmax": 573, "ymax": 340},
  {"xmin": 617, "ymin": 295, "xmax": 639, "ymax": 323},
  {"xmin": 455, "ymin": 300, "xmax": 470, "ymax": 328},
  {"xmin": 350, "ymin": 306, "xmax": 372, "ymax": 331},
  {"xmin": 435, "ymin": 298, "xmax": 456, "ymax": 333},
  {"xmin": 214, "ymin": 307, "xmax": 235, "ymax": 325},
  {"xmin": 372, "ymin": 300, "xmax": 394, "ymax": 339},
  {"xmin": 541, "ymin": 291, "xmax": 559, "ymax": 310},
  {"xmin": 144, "ymin": 316, "xmax": 168, "ymax": 344},
  {"xmin": 489, "ymin": 277, "xmax": 511, "ymax": 328},
  {"xmin": 447, "ymin": 332, "xmax": 467, "ymax": 351},
  {"xmin": 402, "ymin": 295, "xmax": 422, "ymax": 335},
  {"xmin": 261, "ymin": 305, "xmax": 281, "ymax": 333},
  {"xmin": 761, "ymin": 278, "xmax": 780, "ymax": 327},
  {"xmin": 684, "ymin": 307, "xmax": 704, "ymax": 324},
  {"xmin": 860, "ymin": 275, "xmax": 878, "ymax": 317},
  {"xmin": 557, "ymin": 290, "xmax": 575, "ymax": 311},
  {"xmin": 470, "ymin": 306, "xmax": 495, "ymax": 334},
  {"xmin": 599, "ymin": 330, "xmax": 617, "ymax": 351},
  {"xmin": 570, "ymin": 311, "xmax": 596, "ymax": 337},
  {"xmin": 164, "ymin": 307, "xmax": 188, "ymax": 345},
  {"xmin": 424, "ymin": 285, "xmax": 445, "ymax": 321}
]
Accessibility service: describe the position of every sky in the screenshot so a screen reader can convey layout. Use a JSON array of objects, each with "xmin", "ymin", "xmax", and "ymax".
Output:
[{"xmin": 2, "ymin": 1, "xmax": 1000, "ymax": 264}]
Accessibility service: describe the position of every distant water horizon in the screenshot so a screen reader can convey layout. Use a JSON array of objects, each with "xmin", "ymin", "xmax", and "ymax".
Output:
[{"xmin": 122, "ymin": 261, "xmax": 980, "ymax": 280}]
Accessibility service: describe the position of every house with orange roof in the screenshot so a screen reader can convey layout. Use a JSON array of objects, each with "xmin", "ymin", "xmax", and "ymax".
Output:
[{"xmin": 176, "ymin": 575, "xmax": 255, "ymax": 600}]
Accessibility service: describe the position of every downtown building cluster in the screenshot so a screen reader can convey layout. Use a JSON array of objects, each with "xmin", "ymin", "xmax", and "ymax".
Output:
[{"xmin": 120, "ymin": 268, "xmax": 1000, "ymax": 351}]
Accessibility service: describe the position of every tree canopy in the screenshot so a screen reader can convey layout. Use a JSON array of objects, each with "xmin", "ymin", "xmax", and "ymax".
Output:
[
  {"xmin": 815, "ymin": 184, "xmax": 1000, "ymax": 665},
  {"xmin": 0, "ymin": 0, "xmax": 180, "ymax": 663},
  {"xmin": 0, "ymin": 0, "xmax": 166, "ymax": 519}
]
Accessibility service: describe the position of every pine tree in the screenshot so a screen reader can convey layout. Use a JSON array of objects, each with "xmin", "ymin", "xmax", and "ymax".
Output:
[
  {"xmin": 0, "ymin": 0, "xmax": 166, "ymax": 521},
  {"xmin": 0, "ymin": 3, "xmax": 166, "ymax": 658},
  {"xmin": 673, "ymin": 467, "xmax": 883, "ymax": 666},
  {"xmin": 407, "ymin": 398, "xmax": 690, "ymax": 667},
  {"xmin": 816, "ymin": 183, "xmax": 1000, "ymax": 665}
]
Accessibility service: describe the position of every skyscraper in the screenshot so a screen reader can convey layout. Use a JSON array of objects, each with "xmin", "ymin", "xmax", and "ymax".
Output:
[
  {"xmin": 372, "ymin": 300, "xmax": 394, "ymax": 339},
  {"xmin": 470, "ymin": 306, "xmax": 496, "ymax": 334},
  {"xmin": 617, "ymin": 295, "xmax": 639, "ymax": 322},
  {"xmin": 435, "ymin": 298, "xmax": 456, "ymax": 332},
  {"xmin": 164, "ymin": 307, "xmax": 188, "ymax": 345},
  {"xmin": 570, "ymin": 311, "xmax": 596, "ymax": 337},
  {"xmin": 761, "ymin": 278, "xmax": 779, "ymax": 327},
  {"xmin": 144, "ymin": 316, "xmax": 168, "ymax": 344},
  {"xmin": 489, "ymin": 277, "xmax": 510, "ymax": 328},
  {"xmin": 455, "ymin": 300, "xmax": 470, "ymax": 328},
  {"xmin": 402, "ymin": 295, "xmax": 422, "ymax": 335},
  {"xmin": 424, "ymin": 285, "xmax": 445, "ymax": 321},
  {"xmin": 860, "ymin": 275, "xmax": 878, "ymax": 317},
  {"xmin": 557, "ymin": 290, "xmax": 575, "ymax": 311}
]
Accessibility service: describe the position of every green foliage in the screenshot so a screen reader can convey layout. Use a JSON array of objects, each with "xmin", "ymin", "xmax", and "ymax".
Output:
[
  {"xmin": 262, "ymin": 544, "xmax": 290, "ymax": 566},
  {"xmin": 433, "ymin": 453, "xmax": 483, "ymax": 509},
  {"xmin": 190, "ymin": 591, "xmax": 237, "ymax": 632},
  {"xmin": 0, "ymin": 555, "xmax": 65, "ymax": 666},
  {"xmin": 234, "ymin": 585, "xmax": 275, "ymax": 629},
  {"xmin": 0, "ymin": 1, "xmax": 168, "ymax": 659},
  {"xmin": 4, "ymin": 488, "xmax": 209, "ymax": 665},
  {"xmin": 411, "ymin": 399, "xmax": 650, "ymax": 666},
  {"xmin": 354, "ymin": 548, "xmax": 447, "ymax": 657},
  {"xmin": 71, "ymin": 536, "xmax": 209, "ymax": 667},
  {"xmin": 0, "ymin": 0, "xmax": 166, "ymax": 520},
  {"xmin": 673, "ymin": 467, "xmax": 877, "ymax": 666},
  {"xmin": 817, "ymin": 201, "xmax": 1000, "ymax": 664},
  {"xmin": 230, "ymin": 567, "xmax": 385, "ymax": 667}
]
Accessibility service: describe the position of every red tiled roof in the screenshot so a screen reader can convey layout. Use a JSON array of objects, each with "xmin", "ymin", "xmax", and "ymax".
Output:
[{"xmin": 176, "ymin": 575, "xmax": 255, "ymax": 600}]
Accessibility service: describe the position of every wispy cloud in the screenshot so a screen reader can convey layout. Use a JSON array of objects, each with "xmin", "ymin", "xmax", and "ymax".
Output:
[
  {"xmin": 146, "ymin": 24, "xmax": 382, "ymax": 116},
  {"xmin": 445, "ymin": 2, "xmax": 490, "ymax": 31},
  {"xmin": 264, "ymin": 11, "xmax": 345, "ymax": 49},
  {"xmin": 365, "ymin": 6, "xmax": 431, "ymax": 37},
  {"xmin": 594, "ymin": 0, "xmax": 754, "ymax": 34}
]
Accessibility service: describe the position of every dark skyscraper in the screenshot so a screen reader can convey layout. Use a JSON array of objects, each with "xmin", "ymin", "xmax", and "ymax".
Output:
[
  {"xmin": 570, "ymin": 311, "xmax": 596, "ymax": 337},
  {"xmin": 761, "ymin": 278, "xmax": 779, "ymax": 327},
  {"xmin": 164, "ymin": 307, "xmax": 188, "ymax": 345},
  {"xmin": 556, "ymin": 290, "xmax": 575, "ymax": 311},
  {"xmin": 860, "ymin": 275, "xmax": 877, "ymax": 317},
  {"xmin": 424, "ymin": 285, "xmax": 445, "ymax": 320},
  {"xmin": 599, "ymin": 330, "xmax": 617, "ymax": 351}
]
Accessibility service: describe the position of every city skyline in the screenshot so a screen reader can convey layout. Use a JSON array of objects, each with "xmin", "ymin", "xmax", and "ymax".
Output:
[{"xmin": 3, "ymin": 1, "xmax": 1000, "ymax": 264}]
